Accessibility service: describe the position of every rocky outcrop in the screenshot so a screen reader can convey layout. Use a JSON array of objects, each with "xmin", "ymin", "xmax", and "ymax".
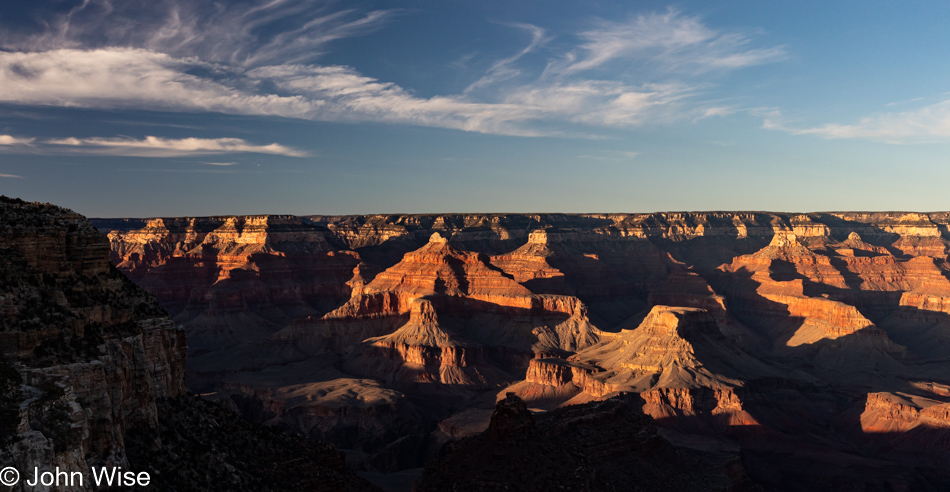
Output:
[
  {"xmin": 717, "ymin": 231, "xmax": 909, "ymax": 373},
  {"xmin": 525, "ymin": 357, "xmax": 574, "ymax": 387},
  {"xmin": 0, "ymin": 197, "xmax": 187, "ymax": 484},
  {"xmin": 325, "ymin": 235, "xmax": 604, "ymax": 392},
  {"xmin": 489, "ymin": 230, "xmax": 567, "ymax": 287},
  {"xmin": 105, "ymin": 215, "xmax": 360, "ymax": 353},
  {"xmin": 579, "ymin": 307, "xmax": 771, "ymax": 388},
  {"xmin": 223, "ymin": 377, "xmax": 425, "ymax": 459},
  {"xmin": 850, "ymin": 391, "xmax": 950, "ymax": 467},
  {"xmin": 350, "ymin": 292, "xmax": 600, "ymax": 390},
  {"xmin": 491, "ymin": 228, "xmax": 671, "ymax": 326},
  {"xmin": 416, "ymin": 394, "xmax": 754, "ymax": 491},
  {"xmin": 640, "ymin": 387, "xmax": 759, "ymax": 428},
  {"xmin": 860, "ymin": 392, "xmax": 950, "ymax": 434},
  {"xmin": 337, "ymin": 232, "xmax": 536, "ymax": 313},
  {"xmin": 515, "ymin": 305, "xmax": 773, "ymax": 436},
  {"xmin": 125, "ymin": 396, "xmax": 377, "ymax": 491},
  {"xmin": 1, "ymin": 197, "xmax": 375, "ymax": 491},
  {"xmin": 487, "ymin": 393, "xmax": 535, "ymax": 440}
]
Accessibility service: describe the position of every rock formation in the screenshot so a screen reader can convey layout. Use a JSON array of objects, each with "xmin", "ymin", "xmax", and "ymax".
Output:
[
  {"xmin": 107, "ymin": 215, "xmax": 360, "ymax": 354},
  {"xmin": 95, "ymin": 211, "xmax": 950, "ymax": 489},
  {"xmin": 323, "ymin": 232, "xmax": 604, "ymax": 393},
  {"xmin": 0, "ymin": 197, "xmax": 186, "ymax": 480},
  {"xmin": 415, "ymin": 394, "xmax": 754, "ymax": 491},
  {"xmin": 0, "ymin": 197, "xmax": 376, "ymax": 491}
]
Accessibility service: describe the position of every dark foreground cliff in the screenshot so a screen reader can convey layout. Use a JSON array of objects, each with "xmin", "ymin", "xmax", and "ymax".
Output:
[
  {"xmin": 125, "ymin": 396, "xmax": 373, "ymax": 491},
  {"xmin": 0, "ymin": 196, "xmax": 376, "ymax": 491}
]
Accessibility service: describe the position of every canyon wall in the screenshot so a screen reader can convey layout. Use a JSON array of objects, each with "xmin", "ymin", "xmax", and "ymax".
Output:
[
  {"xmin": 95, "ymin": 211, "xmax": 950, "ymax": 487},
  {"xmin": 1, "ymin": 198, "xmax": 376, "ymax": 491},
  {"xmin": 0, "ymin": 197, "xmax": 186, "ymax": 484}
]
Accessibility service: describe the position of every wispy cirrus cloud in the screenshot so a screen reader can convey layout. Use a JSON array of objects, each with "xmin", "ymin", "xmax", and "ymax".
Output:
[
  {"xmin": 576, "ymin": 150, "xmax": 640, "ymax": 160},
  {"xmin": 464, "ymin": 22, "xmax": 548, "ymax": 93},
  {"xmin": 45, "ymin": 136, "xmax": 307, "ymax": 157},
  {"xmin": 0, "ymin": 3, "xmax": 782, "ymax": 137},
  {"xmin": 0, "ymin": 49, "xmax": 316, "ymax": 117},
  {"xmin": 0, "ymin": 134, "xmax": 305, "ymax": 157},
  {"xmin": 0, "ymin": 173, "xmax": 23, "ymax": 178},
  {"xmin": 2, "ymin": 0, "xmax": 395, "ymax": 67},
  {"xmin": 502, "ymin": 81, "xmax": 695, "ymax": 127},
  {"xmin": 0, "ymin": 48, "xmax": 693, "ymax": 136},
  {"xmin": 547, "ymin": 10, "xmax": 786, "ymax": 76},
  {"xmin": 766, "ymin": 100, "xmax": 950, "ymax": 144}
]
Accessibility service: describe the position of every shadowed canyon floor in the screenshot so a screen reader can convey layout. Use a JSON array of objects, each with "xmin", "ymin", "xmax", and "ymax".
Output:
[{"xmin": 94, "ymin": 212, "xmax": 950, "ymax": 490}]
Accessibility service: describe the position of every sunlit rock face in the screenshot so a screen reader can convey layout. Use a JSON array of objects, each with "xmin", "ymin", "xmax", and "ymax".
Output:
[
  {"xmin": 106, "ymin": 215, "xmax": 360, "ymax": 354},
  {"xmin": 96, "ymin": 211, "xmax": 950, "ymax": 487}
]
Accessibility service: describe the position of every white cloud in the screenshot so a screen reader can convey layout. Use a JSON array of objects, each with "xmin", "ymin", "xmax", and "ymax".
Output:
[
  {"xmin": 0, "ymin": 49, "xmax": 535, "ymax": 134},
  {"xmin": 0, "ymin": 46, "xmax": 731, "ymax": 136},
  {"xmin": 0, "ymin": 135, "xmax": 35, "ymax": 145},
  {"xmin": 767, "ymin": 100, "xmax": 950, "ymax": 144},
  {"xmin": 44, "ymin": 136, "xmax": 307, "ymax": 157},
  {"xmin": 697, "ymin": 106, "xmax": 736, "ymax": 119},
  {"xmin": 886, "ymin": 97, "xmax": 924, "ymax": 107},
  {"xmin": 0, "ymin": 49, "xmax": 317, "ymax": 117},
  {"xmin": 0, "ymin": 6, "xmax": 782, "ymax": 137},
  {"xmin": 577, "ymin": 150, "xmax": 640, "ymax": 160},
  {"xmin": 548, "ymin": 10, "xmax": 785, "ymax": 76},
  {"xmin": 0, "ymin": 173, "xmax": 23, "ymax": 178},
  {"xmin": 201, "ymin": 161, "xmax": 237, "ymax": 166},
  {"xmin": 464, "ymin": 23, "xmax": 548, "ymax": 93},
  {"xmin": 503, "ymin": 81, "xmax": 695, "ymax": 127},
  {"xmin": 3, "ymin": 0, "xmax": 394, "ymax": 67}
]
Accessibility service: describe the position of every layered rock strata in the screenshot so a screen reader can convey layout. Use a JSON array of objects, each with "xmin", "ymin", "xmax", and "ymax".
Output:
[
  {"xmin": 94, "ymin": 211, "xmax": 950, "ymax": 487},
  {"xmin": 106, "ymin": 215, "xmax": 360, "ymax": 354},
  {"xmin": 0, "ymin": 197, "xmax": 186, "ymax": 480}
]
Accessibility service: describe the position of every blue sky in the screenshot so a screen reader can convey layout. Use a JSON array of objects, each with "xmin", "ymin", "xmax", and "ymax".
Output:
[{"xmin": 1, "ymin": 0, "xmax": 949, "ymax": 217}]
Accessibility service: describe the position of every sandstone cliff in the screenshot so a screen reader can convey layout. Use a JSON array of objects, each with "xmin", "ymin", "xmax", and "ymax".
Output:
[{"xmin": 106, "ymin": 215, "xmax": 360, "ymax": 354}]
